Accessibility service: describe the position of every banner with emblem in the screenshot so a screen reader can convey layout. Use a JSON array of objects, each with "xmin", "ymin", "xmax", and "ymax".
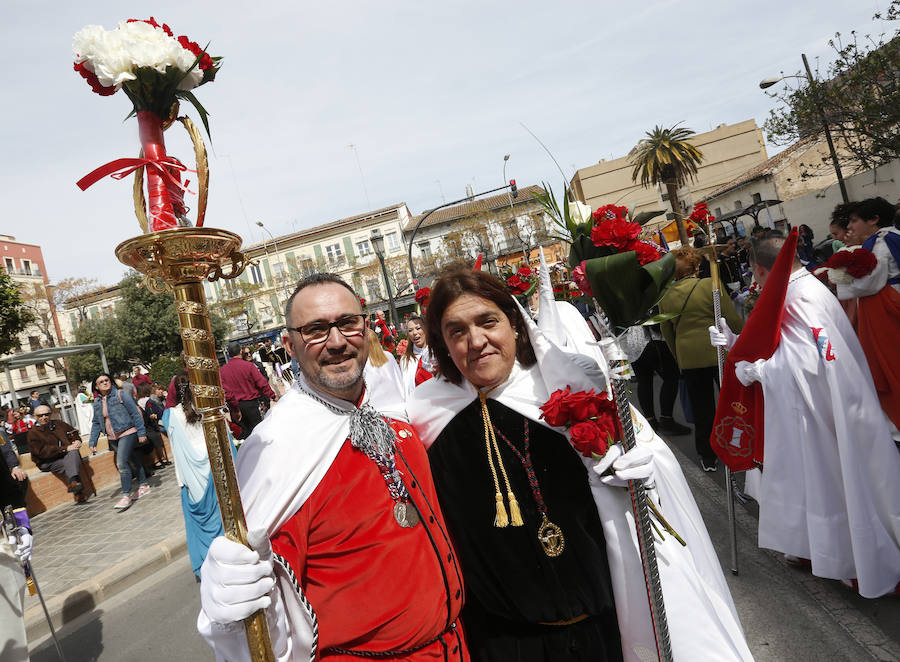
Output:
[{"xmin": 711, "ymin": 229, "xmax": 798, "ymax": 471}]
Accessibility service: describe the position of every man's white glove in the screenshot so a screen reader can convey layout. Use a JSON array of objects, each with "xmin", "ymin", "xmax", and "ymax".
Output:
[
  {"xmin": 200, "ymin": 529, "xmax": 276, "ymax": 625},
  {"xmin": 10, "ymin": 528, "xmax": 33, "ymax": 563},
  {"xmin": 592, "ymin": 444, "xmax": 656, "ymax": 489},
  {"xmin": 708, "ymin": 317, "xmax": 738, "ymax": 350},
  {"xmin": 734, "ymin": 359, "xmax": 766, "ymax": 387}
]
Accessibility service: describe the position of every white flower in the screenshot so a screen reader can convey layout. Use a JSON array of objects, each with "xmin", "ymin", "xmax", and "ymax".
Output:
[
  {"xmin": 73, "ymin": 21, "xmax": 203, "ymax": 92},
  {"xmin": 569, "ymin": 200, "xmax": 592, "ymax": 225}
]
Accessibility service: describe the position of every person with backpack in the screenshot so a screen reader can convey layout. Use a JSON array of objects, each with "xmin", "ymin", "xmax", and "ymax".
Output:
[{"xmin": 88, "ymin": 372, "xmax": 150, "ymax": 511}]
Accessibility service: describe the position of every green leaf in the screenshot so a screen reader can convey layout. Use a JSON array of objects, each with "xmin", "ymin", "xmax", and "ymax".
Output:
[
  {"xmin": 177, "ymin": 90, "xmax": 212, "ymax": 140},
  {"xmin": 633, "ymin": 209, "xmax": 667, "ymax": 225},
  {"xmin": 583, "ymin": 251, "xmax": 675, "ymax": 331}
]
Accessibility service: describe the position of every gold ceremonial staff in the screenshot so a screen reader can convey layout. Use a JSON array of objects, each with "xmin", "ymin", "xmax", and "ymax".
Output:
[{"xmin": 114, "ymin": 117, "xmax": 275, "ymax": 661}]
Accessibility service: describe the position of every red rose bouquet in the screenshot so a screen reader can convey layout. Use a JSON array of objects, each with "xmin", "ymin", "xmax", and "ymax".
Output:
[
  {"xmin": 686, "ymin": 202, "xmax": 715, "ymax": 237},
  {"xmin": 814, "ymin": 246, "xmax": 878, "ymax": 284},
  {"xmin": 414, "ymin": 286, "xmax": 431, "ymax": 312},
  {"xmin": 539, "ymin": 386, "xmax": 622, "ymax": 458},
  {"xmin": 73, "ymin": 18, "xmax": 221, "ymax": 232},
  {"xmin": 501, "ymin": 265, "xmax": 538, "ymax": 298}
]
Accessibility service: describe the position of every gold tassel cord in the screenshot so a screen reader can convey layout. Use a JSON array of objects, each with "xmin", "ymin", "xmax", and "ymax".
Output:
[{"xmin": 478, "ymin": 392, "xmax": 524, "ymax": 527}]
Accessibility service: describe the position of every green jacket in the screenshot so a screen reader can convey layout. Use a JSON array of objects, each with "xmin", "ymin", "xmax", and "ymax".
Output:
[{"xmin": 658, "ymin": 277, "xmax": 744, "ymax": 370}]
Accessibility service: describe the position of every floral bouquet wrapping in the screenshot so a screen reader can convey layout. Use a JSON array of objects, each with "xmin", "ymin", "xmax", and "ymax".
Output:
[
  {"xmin": 535, "ymin": 184, "xmax": 674, "ymax": 332},
  {"xmin": 73, "ymin": 18, "xmax": 221, "ymax": 232}
]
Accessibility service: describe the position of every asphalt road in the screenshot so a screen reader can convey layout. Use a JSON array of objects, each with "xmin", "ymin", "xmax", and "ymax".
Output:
[{"xmin": 29, "ymin": 559, "xmax": 211, "ymax": 662}]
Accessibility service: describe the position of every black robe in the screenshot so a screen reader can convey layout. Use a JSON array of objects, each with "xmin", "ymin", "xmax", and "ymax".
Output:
[{"xmin": 428, "ymin": 398, "xmax": 623, "ymax": 662}]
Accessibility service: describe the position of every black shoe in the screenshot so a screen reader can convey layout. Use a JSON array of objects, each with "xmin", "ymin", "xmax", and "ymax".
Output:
[
  {"xmin": 657, "ymin": 417, "xmax": 692, "ymax": 436},
  {"xmin": 68, "ymin": 479, "xmax": 84, "ymax": 494},
  {"xmin": 700, "ymin": 457, "xmax": 718, "ymax": 472}
]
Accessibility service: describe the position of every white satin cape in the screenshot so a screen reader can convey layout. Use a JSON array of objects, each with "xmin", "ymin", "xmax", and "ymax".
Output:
[
  {"xmin": 407, "ymin": 306, "xmax": 754, "ymax": 662},
  {"xmin": 197, "ymin": 374, "xmax": 409, "ymax": 662}
]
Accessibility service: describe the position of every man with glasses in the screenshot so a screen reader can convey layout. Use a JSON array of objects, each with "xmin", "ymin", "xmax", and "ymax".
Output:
[
  {"xmin": 220, "ymin": 340, "xmax": 278, "ymax": 439},
  {"xmin": 198, "ymin": 273, "xmax": 467, "ymax": 662},
  {"xmin": 26, "ymin": 405, "xmax": 87, "ymax": 502}
]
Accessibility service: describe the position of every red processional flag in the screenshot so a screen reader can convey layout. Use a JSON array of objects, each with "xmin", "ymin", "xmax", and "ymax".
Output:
[{"xmin": 711, "ymin": 228, "xmax": 798, "ymax": 471}]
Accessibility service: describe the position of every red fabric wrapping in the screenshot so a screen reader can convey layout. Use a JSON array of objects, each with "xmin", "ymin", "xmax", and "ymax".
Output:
[
  {"xmin": 137, "ymin": 110, "xmax": 180, "ymax": 230},
  {"xmin": 711, "ymin": 228, "xmax": 799, "ymax": 471},
  {"xmin": 857, "ymin": 285, "xmax": 900, "ymax": 430}
]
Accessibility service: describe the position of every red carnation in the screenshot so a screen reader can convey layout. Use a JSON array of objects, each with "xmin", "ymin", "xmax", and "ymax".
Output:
[
  {"xmin": 415, "ymin": 287, "xmax": 431, "ymax": 304},
  {"xmin": 506, "ymin": 274, "xmax": 523, "ymax": 289},
  {"xmin": 540, "ymin": 386, "xmax": 572, "ymax": 427},
  {"xmin": 628, "ymin": 240, "xmax": 662, "ymax": 265},
  {"xmin": 517, "ymin": 265, "xmax": 533, "ymax": 277},
  {"xmin": 73, "ymin": 61, "xmax": 116, "ymax": 96},
  {"xmin": 591, "ymin": 219, "xmax": 642, "ymax": 250},
  {"xmin": 572, "ymin": 262, "xmax": 593, "ymax": 297},
  {"xmin": 592, "ymin": 204, "xmax": 629, "ymax": 223},
  {"xmin": 569, "ymin": 420, "xmax": 611, "ymax": 458}
]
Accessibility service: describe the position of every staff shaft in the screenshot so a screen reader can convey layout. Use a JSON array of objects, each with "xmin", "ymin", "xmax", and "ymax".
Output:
[{"xmin": 173, "ymin": 282, "xmax": 275, "ymax": 660}]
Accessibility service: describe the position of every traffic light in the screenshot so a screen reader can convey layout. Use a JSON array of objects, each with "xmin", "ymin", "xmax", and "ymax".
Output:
[{"xmin": 509, "ymin": 179, "xmax": 518, "ymax": 198}]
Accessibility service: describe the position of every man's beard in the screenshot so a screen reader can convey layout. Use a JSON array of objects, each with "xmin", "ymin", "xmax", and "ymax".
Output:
[{"xmin": 310, "ymin": 354, "xmax": 364, "ymax": 394}]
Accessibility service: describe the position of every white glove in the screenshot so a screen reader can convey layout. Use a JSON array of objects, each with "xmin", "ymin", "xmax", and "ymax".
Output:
[
  {"xmin": 708, "ymin": 317, "xmax": 738, "ymax": 350},
  {"xmin": 735, "ymin": 359, "xmax": 766, "ymax": 387},
  {"xmin": 10, "ymin": 528, "xmax": 33, "ymax": 563},
  {"xmin": 592, "ymin": 444, "xmax": 656, "ymax": 489},
  {"xmin": 200, "ymin": 529, "xmax": 276, "ymax": 625}
]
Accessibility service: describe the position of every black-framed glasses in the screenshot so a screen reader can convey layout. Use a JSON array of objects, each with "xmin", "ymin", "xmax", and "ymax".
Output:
[{"xmin": 287, "ymin": 314, "xmax": 367, "ymax": 345}]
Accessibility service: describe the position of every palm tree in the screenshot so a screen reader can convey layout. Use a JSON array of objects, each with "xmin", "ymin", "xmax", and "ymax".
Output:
[{"xmin": 630, "ymin": 124, "xmax": 704, "ymax": 245}]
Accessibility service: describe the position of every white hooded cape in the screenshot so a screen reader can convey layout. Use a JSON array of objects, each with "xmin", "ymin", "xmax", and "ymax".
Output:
[
  {"xmin": 197, "ymin": 374, "xmax": 409, "ymax": 662},
  {"xmin": 407, "ymin": 302, "xmax": 753, "ymax": 662},
  {"xmin": 751, "ymin": 269, "xmax": 900, "ymax": 597}
]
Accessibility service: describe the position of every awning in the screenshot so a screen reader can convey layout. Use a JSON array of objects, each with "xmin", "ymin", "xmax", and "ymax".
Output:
[{"xmin": 0, "ymin": 344, "xmax": 108, "ymax": 370}]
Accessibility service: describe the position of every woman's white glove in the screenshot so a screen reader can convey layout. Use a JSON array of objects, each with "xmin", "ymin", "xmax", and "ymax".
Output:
[
  {"xmin": 735, "ymin": 359, "xmax": 766, "ymax": 387},
  {"xmin": 708, "ymin": 317, "xmax": 738, "ymax": 350},
  {"xmin": 200, "ymin": 529, "xmax": 276, "ymax": 625},
  {"xmin": 10, "ymin": 528, "xmax": 33, "ymax": 563},
  {"xmin": 592, "ymin": 444, "xmax": 656, "ymax": 489}
]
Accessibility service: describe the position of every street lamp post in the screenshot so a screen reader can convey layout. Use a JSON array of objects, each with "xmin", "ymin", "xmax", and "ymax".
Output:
[
  {"xmin": 503, "ymin": 154, "xmax": 529, "ymax": 264},
  {"xmin": 760, "ymin": 53, "xmax": 849, "ymax": 203},
  {"xmin": 256, "ymin": 221, "xmax": 290, "ymax": 307},
  {"xmin": 370, "ymin": 229, "xmax": 399, "ymax": 331}
]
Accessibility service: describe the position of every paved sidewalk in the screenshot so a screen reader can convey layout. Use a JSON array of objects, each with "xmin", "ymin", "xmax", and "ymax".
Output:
[{"xmin": 24, "ymin": 464, "xmax": 189, "ymax": 641}]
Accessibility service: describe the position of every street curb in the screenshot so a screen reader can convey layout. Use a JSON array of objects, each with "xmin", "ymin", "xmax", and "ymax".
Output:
[{"xmin": 24, "ymin": 531, "xmax": 188, "ymax": 643}]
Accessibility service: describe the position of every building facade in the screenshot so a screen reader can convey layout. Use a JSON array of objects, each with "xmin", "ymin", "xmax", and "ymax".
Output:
[
  {"xmin": 569, "ymin": 120, "xmax": 770, "ymax": 231},
  {"xmin": 0, "ymin": 234, "xmax": 67, "ymax": 407},
  {"xmin": 404, "ymin": 184, "xmax": 566, "ymax": 281}
]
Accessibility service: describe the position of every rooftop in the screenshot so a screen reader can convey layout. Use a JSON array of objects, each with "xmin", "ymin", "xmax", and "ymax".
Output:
[
  {"xmin": 405, "ymin": 185, "xmax": 544, "ymax": 231},
  {"xmin": 701, "ymin": 134, "xmax": 819, "ymax": 202}
]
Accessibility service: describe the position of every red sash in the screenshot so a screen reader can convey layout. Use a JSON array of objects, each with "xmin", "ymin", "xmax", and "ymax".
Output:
[
  {"xmin": 414, "ymin": 357, "xmax": 434, "ymax": 387},
  {"xmin": 711, "ymin": 229, "xmax": 798, "ymax": 471}
]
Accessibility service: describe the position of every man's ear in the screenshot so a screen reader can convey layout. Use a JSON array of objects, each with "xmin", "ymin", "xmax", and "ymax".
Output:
[{"xmin": 282, "ymin": 334, "xmax": 296, "ymax": 360}]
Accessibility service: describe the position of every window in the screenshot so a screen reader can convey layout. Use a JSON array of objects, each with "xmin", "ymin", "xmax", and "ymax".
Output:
[
  {"xmin": 325, "ymin": 243, "xmax": 343, "ymax": 263},
  {"xmin": 714, "ymin": 207, "xmax": 722, "ymax": 217},
  {"xmin": 418, "ymin": 242, "xmax": 432, "ymax": 260},
  {"xmin": 273, "ymin": 261, "xmax": 286, "ymax": 281},
  {"xmin": 751, "ymin": 192, "xmax": 762, "ymax": 204},
  {"xmin": 249, "ymin": 263, "xmax": 262, "ymax": 285},
  {"xmin": 21, "ymin": 259, "xmax": 31, "ymax": 276},
  {"xmin": 3, "ymin": 258, "xmax": 12, "ymax": 273},
  {"xmin": 660, "ymin": 192, "xmax": 670, "ymax": 202},
  {"xmin": 733, "ymin": 200, "xmax": 742, "ymax": 210},
  {"xmin": 18, "ymin": 368, "xmax": 28, "ymax": 381},
  {"xmin": 356, "ymin": 240, "xmax": 373, "ymax": 257},
  {"xmin": 393, "ymin": 268, "xmax": 407, "ymax": 286},
  {"xmin": 36, "ymin": 364, "xmax": 47, "ymax": 378},
  {"xmin": 28, "ymin": 336, "xmax": 40, "ymax": 351},
  {"xmin": 296, "ymin": 257, "xmax": 315, "ymax": 278},
  {"xmin": 366, "ymin": 278, "xmax": 382, "ymax": 300},
  {"xmin": 385, "ymin": 232, "xmax": 400, "ymax": 253}
]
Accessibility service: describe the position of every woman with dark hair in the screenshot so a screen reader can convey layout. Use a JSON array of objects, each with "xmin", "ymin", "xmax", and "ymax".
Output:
[
  {"xmin": 399, "ymin": 315, "xmax": 434, "ymax": 394},
  {"xmin": 136, "ymin": 382, "xmax": 171, "ymax": 469},
  {"xmin": 408, "ymin": 266, "xmax": 753, "ymax": 662},
  {"xmin": 836, "ymin": 197, "xmax": 900, "ymax": 432},
  {"xmin": 88, "ymin": 372, "xmax": 150, "ymax": 511},
  {"xmin": 164, "ymin": 374, "xmax": 231, "ymax": 577}
]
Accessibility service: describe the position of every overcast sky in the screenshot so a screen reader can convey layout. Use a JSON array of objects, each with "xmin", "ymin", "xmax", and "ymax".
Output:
[{"xmin": 1, "ymin": 1, "xmax": 889, "ymax": 285}]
